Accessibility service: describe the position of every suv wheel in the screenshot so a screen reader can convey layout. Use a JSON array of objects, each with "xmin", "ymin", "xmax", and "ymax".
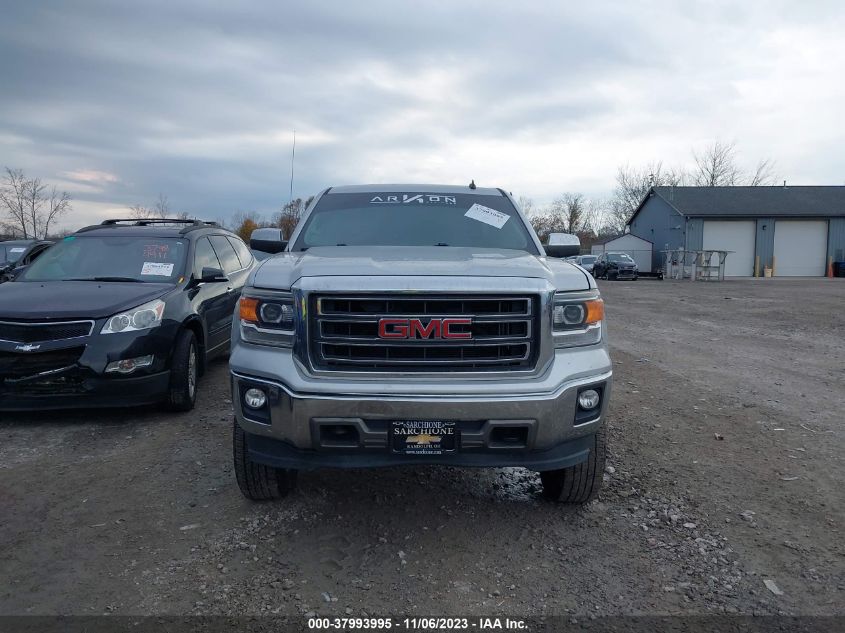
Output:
[
  {"xmin": 233, "ymin": 419, "xmax": 298, "ymax": 501},
  {"xmin": 166, "ymin": 329, "xmax": 199, "ymax": 411},
  {"xmin": 540, "ymin": 426, "xmax": 606, "ymax": 504}
]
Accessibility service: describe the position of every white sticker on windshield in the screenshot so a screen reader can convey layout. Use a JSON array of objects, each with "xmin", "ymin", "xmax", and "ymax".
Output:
[
  {"xmin": 141, "ymin": 262, "xmax": 174, "ymax": 276},
  {"xmin": 464, "ymin": 204, "xmax": 509, "ymax": 229},
  {"xmin": 9, "ymin": 247, "xmax": 26, "ymax": 253}
]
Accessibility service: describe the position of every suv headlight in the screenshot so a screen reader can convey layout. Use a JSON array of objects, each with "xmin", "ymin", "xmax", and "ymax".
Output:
[
  {"xmin": 101, "ymin": 299, "xmax": 166, "ymax": 334},
  {"xmin": 553, "ymin": 292, "xmax": 604, "ymax": 348},
  {"xmin": 239, "ymin": 292, "xmax": 295, "ymax": 347}
]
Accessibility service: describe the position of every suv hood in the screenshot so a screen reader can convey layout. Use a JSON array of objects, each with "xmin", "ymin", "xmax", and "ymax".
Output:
[
  {"xmin": 0, "ymin": 281, "xmax": 172, "ymax": 320},
  {"xmin": 252, "ymin": 246, "xmax": 593, "ymax": 290}
]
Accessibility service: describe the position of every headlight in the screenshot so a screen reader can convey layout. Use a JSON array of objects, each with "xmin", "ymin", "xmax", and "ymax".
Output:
[
  {"xmin": 553, "ymin": 297, "xmax": 603, "ymax": 331},
  {"xmin": 240, "ymin": 296, "xmax": 295, "ymax": 330},
  {"xmin": 101, "ymin": 299, "xmax": 165, "ymax": 334},
  {"xmin": 553, "ymin": 293, "xmax": 604, "ymax": 348},
  {"xmin": 239, "ymin": 292, "xmax": 296, "ymax": 347}
]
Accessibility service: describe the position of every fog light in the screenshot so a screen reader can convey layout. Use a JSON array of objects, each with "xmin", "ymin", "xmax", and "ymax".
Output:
[
  {"xmin": 578, "ymin": 389, "xmax": 600, "ymax": 410},
  {"xmin": 105, "ymin": 355, "xmax": 154, "ymax": 374},
  {"xmin": 244, "ymin": 388, "xmax": 266, "ymax": 409}
]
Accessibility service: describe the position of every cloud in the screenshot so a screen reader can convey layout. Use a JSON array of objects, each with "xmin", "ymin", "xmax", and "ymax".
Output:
[{"xmin": 0, "ymin": 0, "xmax": 843, "ymax": 231}]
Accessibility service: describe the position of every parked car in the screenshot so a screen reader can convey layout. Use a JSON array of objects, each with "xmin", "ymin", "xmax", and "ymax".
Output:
[
  {"xmin": 572, "ymin": 254, "xmax": 598, "ymax": 273},
  {"xmin": 0, "ymin": 219, "xmax": 257, "ymax": 411},
  {"xmin": 231, "ymin": 184, "xmax": 611, "ymax": 504},
  {"xmin": 0, "ymin": 239, "xmax": 54, "ymax": 282},
  {"xmin": 593, "ymin": 252, "xmax": 638, "ymax": 280}
]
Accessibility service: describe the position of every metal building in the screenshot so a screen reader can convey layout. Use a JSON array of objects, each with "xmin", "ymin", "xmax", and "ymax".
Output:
[{"xmin": 626, "ymin": 186, "xmax": 845, "ymax": 276}]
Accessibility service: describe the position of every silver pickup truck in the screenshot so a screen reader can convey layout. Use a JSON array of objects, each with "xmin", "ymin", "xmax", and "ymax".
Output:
[{"xmin": 231, "ymin": 184, "xmax": 611, "ymax": 504}]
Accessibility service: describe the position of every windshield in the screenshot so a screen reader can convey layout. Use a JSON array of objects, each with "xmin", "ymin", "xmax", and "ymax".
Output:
[
  {"xmin": 580, "ymin": 256, "xmax": 597, "ymax": 264},
  {"xmin": 607, "ymin": 253, "xmax": 634, "ymax": 263},
  {"xmin": 19, "ymin": 235, "xmax": 188, "ymax": 282},
  {"xmin": 0, "ymin": 242, "xmax": 30, "ymax": 264},
  {"xmin": 292, "ymin": 192, "xmax": 539, "ymax": 254}
]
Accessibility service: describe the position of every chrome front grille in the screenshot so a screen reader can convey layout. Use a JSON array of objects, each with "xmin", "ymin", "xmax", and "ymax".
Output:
[{"xmin": 310, "ymin": 295, "xmax": 538, "ymax": 372}]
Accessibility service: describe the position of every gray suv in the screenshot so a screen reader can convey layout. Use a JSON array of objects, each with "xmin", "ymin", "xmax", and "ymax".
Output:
[{"xmin": 231, "ymin": 184, "xmax": 612, "ymax": 503}]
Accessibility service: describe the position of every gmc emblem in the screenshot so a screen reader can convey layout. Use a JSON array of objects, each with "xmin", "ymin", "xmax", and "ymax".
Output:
[{"xmin": 378, "ymin": 318, "xmax": 472, "ymax": 340}]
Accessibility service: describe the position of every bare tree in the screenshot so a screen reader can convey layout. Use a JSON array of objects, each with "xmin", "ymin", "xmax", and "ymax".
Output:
[
  {"xmin": 516, "ymin": 196, "xmax": 535, "ymax": 216},
  {"xmin": 44, "ymin": 186, "xmax": 72, "ymax": 237},
  {"xmin": 581, "ymin": 198, "xmax": 617, "ymax": 237},
  {"xmin": 547, "ymin": 193, "xmax": 585, "ymax": 233},
  {"xmin": 0, "ymin": 167, "xmax": 72, "ymax": 238},
  {"xmin": 613, "ymin": 162, "xmax": 689, "ymax": 216},
  {"xmin": 154, "ymin": 193, "xmax": 170, "ymax": 217},
  {"xmin": 749, "ymin": 158, "xmax": 777, "ymax": 186},
  {"xmin": 0, "ymin": 168, "xmax": 30, "ymax": 237},
  {"xmin": 129, "ymin": 193, "xmax": 192, "ymax": 221},
  {"xmin": 528, "ymin": 212, "xmax": 567, "ymax": 245},
  {"xmin": 691, "ymin": 140, "xmax": 742, "ymax": 186},
  {"xmin": 129, "ymin": 203, "xmax": 154, "ymax": 219}
]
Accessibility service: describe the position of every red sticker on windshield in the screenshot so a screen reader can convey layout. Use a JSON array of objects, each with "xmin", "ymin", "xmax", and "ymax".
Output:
[{"xmin": 143, "ymin": 244, "xmax": 170, "ymax": 259}]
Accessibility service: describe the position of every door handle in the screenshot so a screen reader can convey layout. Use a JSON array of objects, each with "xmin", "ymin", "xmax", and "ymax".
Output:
[{"xmin": 227, "ymin": 286, "xmax": 235, "ymax": 293}]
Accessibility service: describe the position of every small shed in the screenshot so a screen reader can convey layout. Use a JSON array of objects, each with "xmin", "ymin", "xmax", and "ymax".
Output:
[{"xmin": 591, "ymin": 234, "xmax": 653, "ymax": 273}]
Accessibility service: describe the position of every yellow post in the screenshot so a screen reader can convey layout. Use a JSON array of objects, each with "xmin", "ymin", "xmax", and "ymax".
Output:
[
  {"xmin": 828, "ymin": 256, "xmax": 834, "ymax": 278},
  {"xmin": 754, "ymin": 255, "xmax": 760, "ymax": 278}
]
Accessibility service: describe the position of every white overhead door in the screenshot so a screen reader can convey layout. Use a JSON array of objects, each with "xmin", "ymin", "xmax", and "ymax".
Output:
[
  {"xmin": 773, "ymin": 220, "xmax": 828, "ymax": 276},
  {"xmin": 702, "ymin": 220, "xmax": 756, "ymax": 276}
]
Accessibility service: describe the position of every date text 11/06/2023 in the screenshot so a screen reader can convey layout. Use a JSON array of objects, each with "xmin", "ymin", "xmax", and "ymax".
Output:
[{"xmin": 307, "ymin": 617, "xmax": 528, "ymax": 630}]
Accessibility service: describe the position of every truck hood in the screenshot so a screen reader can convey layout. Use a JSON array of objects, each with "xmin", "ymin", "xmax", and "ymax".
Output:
[
  {"xmin": 251, "ymin": 246, "xmax": 593, "ymax": 291},
  {"xmin": 0, "ymin": 281, "xmax": 172, "ymax": 320}
]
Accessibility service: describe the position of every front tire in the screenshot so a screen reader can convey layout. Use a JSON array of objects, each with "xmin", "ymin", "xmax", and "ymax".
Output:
[
  {"xmin": 233, "ymin": 419, "xmax": 298, "ymax": 501},
  {"xmin": 540, "ymin": 426, "xmax": 607, "ymax": 504},
  {"xmin": 166, "ymin": 329, "xmax": 199, "ymax": 411}
]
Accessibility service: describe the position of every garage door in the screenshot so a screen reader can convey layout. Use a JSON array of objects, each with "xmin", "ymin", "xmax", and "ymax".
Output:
[
  {"xmin": 702, "ymin": 220, "xmax": 755, "ymax": 276},
  {"xmin": 773, "ymin": 220, "xmax": 828, "ymax": 276}
]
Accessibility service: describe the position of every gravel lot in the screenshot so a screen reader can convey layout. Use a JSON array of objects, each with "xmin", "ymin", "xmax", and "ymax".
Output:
[{"xmin": 1, "ymin": 278, "xmax": 843, "ymax": 618}]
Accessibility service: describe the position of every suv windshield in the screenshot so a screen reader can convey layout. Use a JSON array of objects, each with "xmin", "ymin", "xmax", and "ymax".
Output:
[
  {"xmin": 292, "ymin": 192, "xmax": 539, "ymax": 254},
  {"xmin": 19, "ymin": 235, "xmax": 188, "ymax": 282},
  {"xmin": 607, "ymin": 253, "xmax": 634, "ymax": 263},
  {"xmin": 0, "ymin": 242, "xmax": 30, "ymax": 264}
]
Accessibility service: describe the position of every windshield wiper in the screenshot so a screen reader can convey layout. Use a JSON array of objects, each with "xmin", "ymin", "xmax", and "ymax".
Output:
[
  {"xmin": 65, "ymin": 276, "xmax": 144, "ymax": 283},
  {"xmin": 434, "ymin": 242, "xmax": 449, "ymax": 246}
]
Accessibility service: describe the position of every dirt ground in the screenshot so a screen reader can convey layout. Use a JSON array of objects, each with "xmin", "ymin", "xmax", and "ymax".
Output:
[{"xmin": 1, "ymin": 278, "xmax": 843, "ymax": 618}]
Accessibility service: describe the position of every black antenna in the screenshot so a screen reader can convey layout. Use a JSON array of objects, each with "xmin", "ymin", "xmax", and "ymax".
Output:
[
  {"xmin": 469, "ymin": 179, "xmax": 476, "ymax": 190},
  {"xmin": 289, "ymin": 130, "xmax": 296, "ymax": 203}
]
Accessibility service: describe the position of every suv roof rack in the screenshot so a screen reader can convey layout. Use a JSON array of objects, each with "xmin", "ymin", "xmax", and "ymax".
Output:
[
  {"xmin": 100, "ymin": 218, "xmax": 219, "ymax": 227},
  {"xmin": 76, "ymin": 218, "xmax": 221, "ymax": 235}
]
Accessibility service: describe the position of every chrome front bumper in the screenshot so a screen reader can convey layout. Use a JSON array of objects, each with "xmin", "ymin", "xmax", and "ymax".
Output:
[{"xmin": 231, "ymin": 344, "xmax": 612, "ymax": 465}]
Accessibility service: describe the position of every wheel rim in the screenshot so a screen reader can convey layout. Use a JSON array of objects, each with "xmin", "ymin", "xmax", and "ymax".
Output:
[{"xmin": 188, "ymin": 345, "xmax": 197, "ymax": 398}]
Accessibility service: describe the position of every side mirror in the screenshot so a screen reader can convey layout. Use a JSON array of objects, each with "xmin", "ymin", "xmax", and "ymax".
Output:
[
  {"xmin": 544, "ymin": 244, "xmax": 580, "ymax": 258},
  {"xmin": 544, "ymin": 233, "xmax": 581, "ymax": 258},
  {"xmin": 200, "ymin": 267, "xmax": 229, "ymax": 283},
  {"xmin": 9, "ymin": 265, "xmax": 27, "ymax": 280},
  {"xmin": 250, "ymin": 227, "xmax": 288, "ymax": 254}
]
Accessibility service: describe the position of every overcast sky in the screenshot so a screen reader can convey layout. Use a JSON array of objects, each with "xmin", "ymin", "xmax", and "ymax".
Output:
[{"xmin": 1, "ymin": 0, "xmax": 843, "ymax": 230}]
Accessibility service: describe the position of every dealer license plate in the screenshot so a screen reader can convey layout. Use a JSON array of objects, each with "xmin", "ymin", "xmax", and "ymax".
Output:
[{"xmin": 391, "ymin": 420, "xmax": 457, "ymax": 455}]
